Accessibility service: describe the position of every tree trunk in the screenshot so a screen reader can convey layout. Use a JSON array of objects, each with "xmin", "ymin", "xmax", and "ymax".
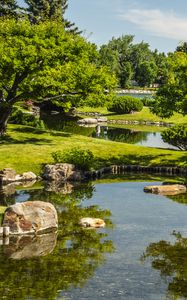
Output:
[{"xmin": 0, "ymin": 103, "xmax": 12, "ymax": 136}]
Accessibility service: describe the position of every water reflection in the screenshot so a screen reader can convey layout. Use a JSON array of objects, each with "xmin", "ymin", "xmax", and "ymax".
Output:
[
  {"xmin": 93, "ymin": 126, "xmax": 149, "ymax": 144},
  {"xmin": 141, "ymin": 231, "xmax": 187, "ymax": 299},
  {"xmin": 3, "ymin": 232, "xmax": 57, "ymax": 259},
  {"xmin": 41, "ymin": 112, "xmax": 177, "ymax": 149},
  {"xmin": 0, "ymin": 181, "xmax": 114, "ymax": 300}
]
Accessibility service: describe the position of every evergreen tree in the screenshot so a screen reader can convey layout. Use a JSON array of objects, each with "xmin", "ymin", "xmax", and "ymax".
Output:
[
  {"xmin": 176, "ymin": 41, "xmax": 187, "ymax": 54},
  {"xmin": 0, "ymin": 0, "xmax": 19, "ymax": 18},
  {"xmin": 25, "ymin": 0, "xmax": 80, "ymax": 33}
]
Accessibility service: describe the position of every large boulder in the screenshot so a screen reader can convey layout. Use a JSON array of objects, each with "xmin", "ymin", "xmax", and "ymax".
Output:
[
  {"xmin": 144, "ymin": 184, "xmax": 187, "ymax": 195},
  {"xmin": 3, "ymin": 201, "xmax": 58, "ymax": 235},
  {"xmin": 42, "ymin": 163, "xmax": 82, "ymax": 181}
]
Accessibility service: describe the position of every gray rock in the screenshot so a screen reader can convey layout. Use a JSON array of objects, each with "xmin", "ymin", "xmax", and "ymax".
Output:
[
  {"xmin": 42, "ymin": 163, "xmax": 82, "ymax": 181},
  {"xmin": 21, "ymin": 172, "xmax": 37, "ymax": 181},
  {"xmin": 80, "ymin": 217, "xmax": 105, "ymax": 228},
  {"xmin": 0, "ymin": 168, "xmax": 17, "ymax": 183},
  {"xmin": 0, "ymin": 168, "xmax": 37, "ymax": 184},
  {"xmin": 97, "ymin": 117, "xmax": 108, "ymax": 122},
  {"xmin": 77, "ymin": 118, "xmax": 98, "ymax": 124},
  {"xmin": 3, "ymin": 201, "xmax": 58, "ymax": 235}
]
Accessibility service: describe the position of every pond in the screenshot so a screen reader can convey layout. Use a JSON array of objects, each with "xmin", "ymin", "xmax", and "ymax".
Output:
[
  {"xmin": 92, "ymin": 126, "xmax": 178, "ymax": 150},
  {"xmin": 41, "ymin": 113, "xmax": 177, "ymax": 150},
  {"xmin": 0, "ymin": 176, "xmax": 187, "ymax": 299}
]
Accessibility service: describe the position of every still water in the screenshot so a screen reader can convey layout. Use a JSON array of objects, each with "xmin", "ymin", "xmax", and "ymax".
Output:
[
  {"xmin": 41, "ymin": 113, "xmax": 177, "ymax": 150},
  {"xmin": 92, "ymin": 126, "xmax": 178, "ymax": 150},
  {"xmin": 0, "ymin": 177, "xmax": 187, "ymax": 299}
]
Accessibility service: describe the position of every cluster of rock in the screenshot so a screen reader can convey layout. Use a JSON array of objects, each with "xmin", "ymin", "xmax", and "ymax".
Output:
[
  {"xmin": 75, "ymin": 114, "xmax": 173, "ymax": 127},
  {"xmin": 76, "ymin": 111, "xmax": 101, "ymax": 117},
  {"xmin": 42, "ymin": 163, "xmax": 113, "ymax": 182},
  {"xmin": 77, "ymin": 117, "xmax": 107, "ymax": 125},
  {"xmin": 0, "ymin": 168, "xmax": 37, "ymax": 184},
  {"xmin": 107, "ymin": 119, "xmax": 173, "ymax": 127},
  {"xmin": 111, "ymin": 164, "xmax": 187, "ymax": 176},
  {"xmin": 116, "ymin": 89, "xmax": 153, "ymax": 94}
]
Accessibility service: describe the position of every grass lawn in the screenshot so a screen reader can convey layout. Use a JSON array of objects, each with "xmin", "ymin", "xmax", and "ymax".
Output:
[
  {"xmin": 0, "ymin": 124, "xmax": 186, "ymax": 175},
  {"xmin": 78, "ymin": 106, "xmax": 187, "ymax": 125}
]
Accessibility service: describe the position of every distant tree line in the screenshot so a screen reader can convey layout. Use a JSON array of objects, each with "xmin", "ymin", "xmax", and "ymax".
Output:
[{"xmin": 99, "ymin": 35, "xmax": 169, "ymax": 88}]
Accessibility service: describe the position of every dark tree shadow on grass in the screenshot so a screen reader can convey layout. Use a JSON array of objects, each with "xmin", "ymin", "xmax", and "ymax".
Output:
[
  {"xmin": 0, "ymin": 135, "xmax": 52, "ymax": 145},
  {"xmin": 11, "ymin": 126, "xmax": 47, "ymax": 135},
  {"xmin": 11, "ymin": 126, "xmax": 72, "ymax": 138},
  {"xmin": 49, "ymin": 131, "xmax": 72, "ymax": 138}
]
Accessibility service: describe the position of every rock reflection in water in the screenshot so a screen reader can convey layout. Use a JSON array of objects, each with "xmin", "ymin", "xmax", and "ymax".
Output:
[
  {"xmin": 0, "ymin": 180, "xmax": 114, "ymax": 300},
  {"xmin": 0, "ymin": 180, "xmax": 37, "ymax": 206},
  {"xmin": 4, "ymin": 232, "xmax": 57, "ymax": 259}
]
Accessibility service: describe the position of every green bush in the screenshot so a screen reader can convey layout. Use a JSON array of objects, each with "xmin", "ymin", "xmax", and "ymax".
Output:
[
  {"xmin": 108, "ymin": 95, "xmax": 143, "ymax": 114},
  {"xmin": 51, "ymin": 148, "xmax": 94, "ymax": 171},
  {"xmin": 9, "ymin": 107, "xmax": 45, "ymax": 129},
  {"xmin": 141, "ymin": 96, "xmax": 155, "ymax": 107},
  {"xmin": 161, "ymin": 125, "xmax": 187, "ymax": 150}
]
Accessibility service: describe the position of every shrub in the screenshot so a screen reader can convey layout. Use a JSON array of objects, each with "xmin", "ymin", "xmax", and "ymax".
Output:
[
  {"xmin": 161, "ymin": 125, "xmax": 187, "ymax": 150},
  {"xmin": 9, "ymin": 107, "xmax": 45, "ymax": 129},
  {"xmin": 51, "ymin": 148, "xmax": 94, "ymax": 171},
  {"xmin": 108, "ymin": 95, "xmax": 143, "ymax": 114},
  {"xmin": 141, "ymin": 96, "xmax": 155, "ymax": 107}
]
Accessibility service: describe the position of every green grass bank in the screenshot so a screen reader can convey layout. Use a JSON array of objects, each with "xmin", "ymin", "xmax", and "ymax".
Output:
[{"xmin": 0, "ymin": 124, "xmax": 186, "ymax": 175}]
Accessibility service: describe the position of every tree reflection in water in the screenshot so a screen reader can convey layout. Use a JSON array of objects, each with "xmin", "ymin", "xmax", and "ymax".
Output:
[
  {"xmin": 142, "ymin": 192, "xmax": 187, "ymax": 299},
  {"xmin": 142, "ymin": 230, "xmax": 187, "ymax": 299},
  {"xmin": 0, "ymin": 181, "xmax": 114, "ymax": 300}
]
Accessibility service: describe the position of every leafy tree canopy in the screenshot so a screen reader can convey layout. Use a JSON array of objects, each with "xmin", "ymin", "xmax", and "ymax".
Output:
[
  {"xmin": 99, "ymin": 35, "xmax": 165, "ymax": 88},
  {"xmin": 152, "ymin": 52, "xmax": 187, "ymax": 118},
  {"xmin": 0, "ymin": 18, "xmax": 117, "ymax": 135}
]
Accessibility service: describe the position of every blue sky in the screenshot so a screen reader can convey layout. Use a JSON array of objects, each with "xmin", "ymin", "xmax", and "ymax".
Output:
[{"xmin": 18, "ymin": 0, "xmax": 187, "ymax": 53}]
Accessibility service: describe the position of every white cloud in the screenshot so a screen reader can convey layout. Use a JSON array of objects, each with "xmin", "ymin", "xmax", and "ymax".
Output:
[{"xmin": 119, "ymin": 8, "xmax": 187, "ymax": 40}]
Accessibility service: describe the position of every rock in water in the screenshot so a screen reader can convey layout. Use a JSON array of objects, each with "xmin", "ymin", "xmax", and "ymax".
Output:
[
  {"xmin": 3, "ymin": 201, "xmax": 58, "ymax": 235},
  {"xmin": 80, "ymin": 217, "xmax": 105, "ymax": 228},
  {"xmin": 42, "ymin": 163, "xmax": 82, "ymax": 181},
  {"xmin": 144, "ymin": 184, "xmax": 187, "ymax": 195}
]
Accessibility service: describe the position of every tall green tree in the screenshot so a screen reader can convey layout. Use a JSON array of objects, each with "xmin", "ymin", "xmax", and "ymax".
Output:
[
  {"xmin": 99, "ymin": 36, "xmax": 163, "ymax": 88},
  {"xmin": 25, "ymin": 0, "xmax": 80, "ymax": 33},
  {"xmin": 136, "ymin": 60, "xmax": 157, "ymax": 87},
  {"xmin": 99, "ymin": 35, "xmax": 134, "ymax": 88},
  {"xmin": 0, "ymin": 19, "xmax": 116, "ymax": 136},
  {"xmin": 130, "ymin": 41, "xmax": 156, "ymax": 85},
  {"xmin": 176, "ymin": 41, "xmax": 187, "ymax": 54},
  {"xmin": 152, "ymin": 50, "xmax": 168, "ymax": 84},
  {"xmin": 152, "ymin": 52, "xmax": 187, "ymax": 118},
  {"xmin": 0, "ymin": 0, "xmax": 19, "ymax": 18}
]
